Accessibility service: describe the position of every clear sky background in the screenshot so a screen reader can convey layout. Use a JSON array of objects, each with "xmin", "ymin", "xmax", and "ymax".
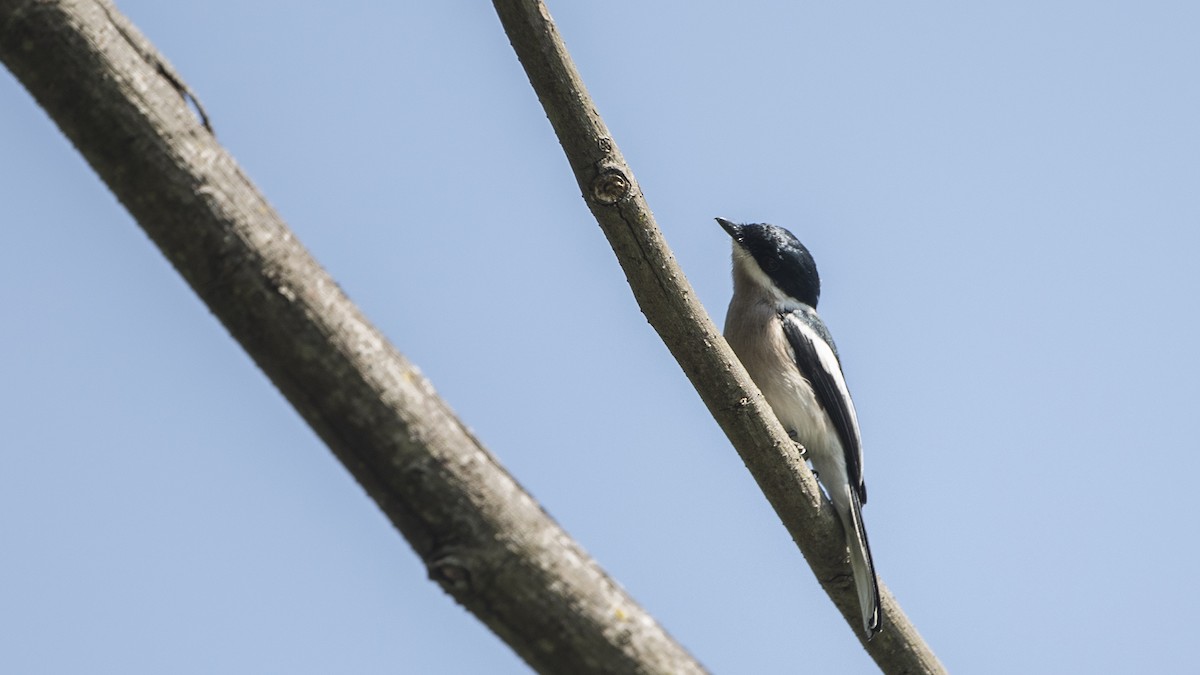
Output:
[{"xmin": 2, "ymin": 2, "xmax": 1197, "ymax": 673}]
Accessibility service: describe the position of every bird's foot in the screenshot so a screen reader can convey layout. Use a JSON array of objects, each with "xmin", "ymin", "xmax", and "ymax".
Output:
[{"xmin": 787, "ymin": 430, "xmax": 808, "ymax": 459}]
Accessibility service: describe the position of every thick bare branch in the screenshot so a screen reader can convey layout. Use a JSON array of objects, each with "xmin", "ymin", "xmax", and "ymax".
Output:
[
  {"xmin": 491, "ymin": 0, "xmax": 945, "ymax": 671},
  {"xmin": 0, "ymin": 1, "xmax": 705, "ymax": 673}
]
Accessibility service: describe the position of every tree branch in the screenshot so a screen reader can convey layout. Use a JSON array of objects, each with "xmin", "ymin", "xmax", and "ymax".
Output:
[
  {"xmin": 491, "ymin": 1, "xmax": 945, "ymax": 671},
  {"xmin": 0, "ymin": 1, "xmax": 705, "ymax": 673}
]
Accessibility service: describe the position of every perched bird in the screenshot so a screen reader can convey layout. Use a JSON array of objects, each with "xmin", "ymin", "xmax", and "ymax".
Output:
[{"xmin": 718, "ymin": 218, "xmax": 881, "ymax": 638}]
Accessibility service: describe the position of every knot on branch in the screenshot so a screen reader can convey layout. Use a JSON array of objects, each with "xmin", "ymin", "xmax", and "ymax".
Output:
[
  {"xmin": 428, "ymin": 552, "xmax": 473, "ymax": 591},
  {"xmin": 590, "ymin": 168, "xmax": 630, "ymax": 205}
]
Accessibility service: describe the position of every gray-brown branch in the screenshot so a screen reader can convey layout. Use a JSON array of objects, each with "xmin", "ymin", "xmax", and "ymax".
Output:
[
  {"xmin": 0, "ymin": 1, "xmax": 706, "ymax": 673},
  {"xmin": 492, "ymin": 1, "xmax": 946, "ymax": 672}
]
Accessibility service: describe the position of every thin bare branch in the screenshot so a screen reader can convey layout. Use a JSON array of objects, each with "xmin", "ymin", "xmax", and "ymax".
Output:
[
  {"xmin": 491, "ymin": 1, "xmax": 946, "ymax": 671},
  {"xmin": 0, "ymin": 1, "xmax": 705, "ymax": 673}
]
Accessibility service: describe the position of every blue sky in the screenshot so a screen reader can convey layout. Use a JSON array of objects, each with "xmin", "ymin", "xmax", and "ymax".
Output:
[{"xmin": 2, "ymin": 2, "xmax": 1198, "ymax": 673}]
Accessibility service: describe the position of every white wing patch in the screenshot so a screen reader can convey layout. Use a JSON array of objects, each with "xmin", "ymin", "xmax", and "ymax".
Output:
[{"xmin": 781, "ymin": 308, "xmax": 865, "ymax": 493}]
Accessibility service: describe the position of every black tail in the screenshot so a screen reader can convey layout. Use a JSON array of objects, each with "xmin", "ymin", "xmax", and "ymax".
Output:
[{"xmin": 844, "ymin": 487, "xmax": 881, "ymax": 638}]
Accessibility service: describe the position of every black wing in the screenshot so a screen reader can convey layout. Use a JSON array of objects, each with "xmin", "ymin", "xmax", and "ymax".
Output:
[{"xmin": 780, "ymin": 307, "xmax": 867, "ymax": 502}]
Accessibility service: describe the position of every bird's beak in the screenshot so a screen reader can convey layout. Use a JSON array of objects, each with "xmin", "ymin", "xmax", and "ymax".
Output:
[{"xmin": 716, "ymin": 217, "xmax": 742, "ymax": 239}]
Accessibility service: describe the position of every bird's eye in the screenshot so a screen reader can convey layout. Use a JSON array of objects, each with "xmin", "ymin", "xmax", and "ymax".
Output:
[{"xmin": 764, "ymin": 258, "xmax": 781, "ymax": 272}]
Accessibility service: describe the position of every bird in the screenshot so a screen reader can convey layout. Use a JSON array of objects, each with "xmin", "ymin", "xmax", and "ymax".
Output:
[{"xmin": 718, "ymin": 217, "xmax": 881, "ymax": 638}]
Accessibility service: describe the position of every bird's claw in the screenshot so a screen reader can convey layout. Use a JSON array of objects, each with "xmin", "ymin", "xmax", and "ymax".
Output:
[{"xmin": 787, "ymin": 430, "xmax": 808, "ymax": 459}]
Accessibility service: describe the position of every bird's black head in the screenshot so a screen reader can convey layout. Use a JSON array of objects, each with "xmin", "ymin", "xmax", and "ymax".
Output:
[{"xmin": 717, "ymin": 218, "xmax": 821, "ymax": 307}]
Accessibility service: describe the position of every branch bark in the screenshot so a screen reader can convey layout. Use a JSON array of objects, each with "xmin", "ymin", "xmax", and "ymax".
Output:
[
  {"xmin": 492, "ymin": 1, "xmax": 946, "ymax": 672},
  {"xmin": 0, "ymin": 1, "xmax": 705, "ymax": 673}
]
